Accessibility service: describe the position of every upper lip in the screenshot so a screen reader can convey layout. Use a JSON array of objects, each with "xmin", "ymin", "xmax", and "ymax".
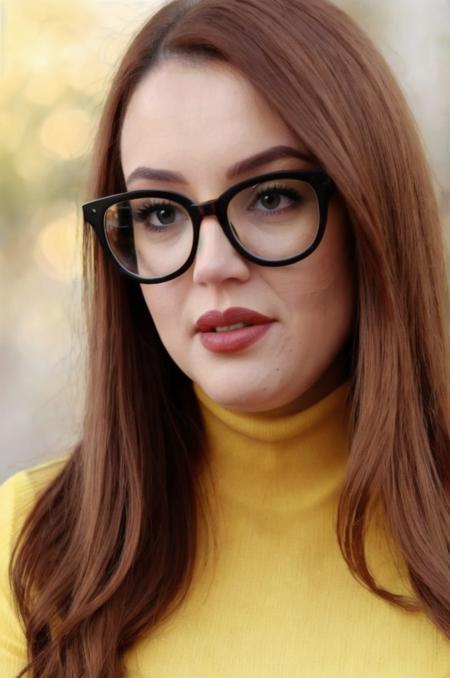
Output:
[{"xmin": 195, "ymin": 306, "xmax": 274, "ymax": 332}]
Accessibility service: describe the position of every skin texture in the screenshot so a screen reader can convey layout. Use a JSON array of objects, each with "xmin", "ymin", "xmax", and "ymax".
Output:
[{"xmin": 120, "ymin": 59, "xmax": 356, "ymax": 414}]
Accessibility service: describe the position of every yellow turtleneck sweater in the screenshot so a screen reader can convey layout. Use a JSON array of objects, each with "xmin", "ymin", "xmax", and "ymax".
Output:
[{"xmin": 1, "ymin": 380, "xmax": 449, "ymax": 677}]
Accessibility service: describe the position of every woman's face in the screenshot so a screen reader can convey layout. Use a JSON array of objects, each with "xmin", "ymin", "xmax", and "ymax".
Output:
[{"xmin": 120, "ymin": 59, "xmax": 356, "ymax": 414}]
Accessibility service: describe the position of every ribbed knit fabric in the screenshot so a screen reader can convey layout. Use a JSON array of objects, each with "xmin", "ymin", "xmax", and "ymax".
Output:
[{"xmin": 1, "ymin": 380, "xmax": 449, "ymax": 677}]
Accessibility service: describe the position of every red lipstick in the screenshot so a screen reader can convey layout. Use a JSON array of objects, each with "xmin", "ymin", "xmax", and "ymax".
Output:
[{"xmin": 195, "ymin": 306, "xmax": 275, "ymax": 353}]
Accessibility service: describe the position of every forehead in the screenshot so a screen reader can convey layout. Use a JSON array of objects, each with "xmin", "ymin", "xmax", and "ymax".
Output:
[{"xmin": 119, "ymin": 59, "xmax": 304, "ymax": 186}]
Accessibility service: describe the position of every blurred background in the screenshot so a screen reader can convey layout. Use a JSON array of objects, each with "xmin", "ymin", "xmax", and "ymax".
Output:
[{"xmin": 1, "ymin": 0, "xmax": 449, "ymax": 482}]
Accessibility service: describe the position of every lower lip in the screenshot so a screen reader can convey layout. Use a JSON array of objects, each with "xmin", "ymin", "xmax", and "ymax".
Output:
[{"xmin": 199, "ymin": 323, "xmax": 274, "ymax": 353}]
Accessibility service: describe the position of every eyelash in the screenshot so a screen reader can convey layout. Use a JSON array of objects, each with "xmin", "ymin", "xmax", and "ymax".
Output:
[
  {"xmin": 250, "ymin": 183, "xmax": 303, "ymax": 208},
  {"xmin": 134, "ymin": 200, "xmax": 178, "ymax": 231}
]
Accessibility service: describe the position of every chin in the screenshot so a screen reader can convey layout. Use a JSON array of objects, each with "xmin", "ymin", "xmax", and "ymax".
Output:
[{"xmin": 198, "ymin": 382, "xmax": 282, "ymax": 413}]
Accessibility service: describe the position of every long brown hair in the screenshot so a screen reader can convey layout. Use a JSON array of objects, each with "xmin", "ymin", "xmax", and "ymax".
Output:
[{"xmin": 10, "ymin": 0, "xmax": 450, "ymax": 675}]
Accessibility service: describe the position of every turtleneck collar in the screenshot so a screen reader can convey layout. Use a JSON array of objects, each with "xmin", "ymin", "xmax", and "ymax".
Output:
[{"xmin": 193, "ymin": 379, "xmax": 352, "ymax": 516}]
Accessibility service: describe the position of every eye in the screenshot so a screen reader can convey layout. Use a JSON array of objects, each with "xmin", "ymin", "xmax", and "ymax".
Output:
[
  {"xmin": 135, "ymin": 201, "xmax": 175, "ymax": 225},
  {"xmin": 251, "ymin": 184, "xmax": 304, "ymax": 213},
  {"xmin": 133, "ymin": 200, "xmax": 187, "ymax": 230}
]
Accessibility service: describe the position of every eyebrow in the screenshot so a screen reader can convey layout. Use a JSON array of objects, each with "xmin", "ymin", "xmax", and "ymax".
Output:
[{"xmin": 125, "ymin": 145, "xmax": 317, "ymax": 186}]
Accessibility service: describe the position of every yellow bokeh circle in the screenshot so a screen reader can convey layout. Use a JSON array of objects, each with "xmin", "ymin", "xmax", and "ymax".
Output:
[{"xmin": 40, "ymin": 108, "xmax": 92, "ymax": 160}]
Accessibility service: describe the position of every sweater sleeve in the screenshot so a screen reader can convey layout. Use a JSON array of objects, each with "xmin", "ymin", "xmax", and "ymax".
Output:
[{"xmin": 0, "ymin": 470, "xmax": 37, "ymax": 677}]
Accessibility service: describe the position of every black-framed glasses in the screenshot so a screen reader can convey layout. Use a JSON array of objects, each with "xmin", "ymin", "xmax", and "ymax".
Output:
[{"xmin": 82, "ymin": 169, "xmax": 336, "ymax": 284}]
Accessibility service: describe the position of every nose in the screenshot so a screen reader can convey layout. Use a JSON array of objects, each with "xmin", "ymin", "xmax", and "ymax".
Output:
[{"xmin": 192, "ymin": 215, "xmax": 251, "ymax": 286}]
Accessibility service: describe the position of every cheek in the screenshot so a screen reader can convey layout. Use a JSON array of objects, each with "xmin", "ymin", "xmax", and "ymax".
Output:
[
  {"xmin": 268, "ymin": 213, "xmax": 356, "ymax": 335},
  {"xmin": 140, "ymin": 287, "xmax": 161, "ymax": 323},
  {"xmin": 304, "ymin": 207, "xmax": 355, "ymax": 306},
  {"xmin": 140, "ymin": 283, "xmax": 185, "ymax": 338},
  {"xmin": 267, "ymin": 253, "xmax": 354, "ymax": 318},
  {"xmin": 305, "ymin": 220, "xmax": 356, "ymax": 339}
]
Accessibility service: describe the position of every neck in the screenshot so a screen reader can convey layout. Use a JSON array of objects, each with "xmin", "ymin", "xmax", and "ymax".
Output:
[{"xmin": 193, "ymin": 379, "xmax": 352, "ymax": 516}]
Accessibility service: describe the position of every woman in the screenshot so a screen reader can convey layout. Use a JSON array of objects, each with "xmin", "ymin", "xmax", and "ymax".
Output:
[{"xmin": 1, "ymin": 0, "xmax": 449, "ymax": 675}]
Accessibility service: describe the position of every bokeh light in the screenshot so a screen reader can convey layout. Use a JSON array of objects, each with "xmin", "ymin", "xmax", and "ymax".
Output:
[
  {"xmin": 34, "ymin": 204, "xmax": 82, "ymax": 281},
  {"xmin": 40, "ymin": 108, "xmax": 93, "ymax": 160}
]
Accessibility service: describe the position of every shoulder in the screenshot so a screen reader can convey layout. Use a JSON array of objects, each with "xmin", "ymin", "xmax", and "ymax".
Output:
[
  {"xmin": 0, "ymin": 454, "xmax": 71, "ymax": 554},
  {"xmin": 0, "ymin": 454, "xmax": 70, "ymax": 675}
]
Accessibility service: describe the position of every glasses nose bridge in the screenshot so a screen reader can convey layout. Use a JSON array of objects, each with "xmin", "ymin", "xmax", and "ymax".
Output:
[
  {"xmin": 191, "ymin": 197, "xmax": 237, "ymax": 261},
  {"xmin": 193, "ymin": 198, "xmax": 220, "ymax": 221}
]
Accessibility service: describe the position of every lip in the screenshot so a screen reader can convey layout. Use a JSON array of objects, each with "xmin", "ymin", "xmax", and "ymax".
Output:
[
  {"xmin": 195, "ymin": 306, "xmax": 274, "ymax": 333},
  {"xmin": 195, "ymin": 306, "xmax": 275, "ymax": 354}
]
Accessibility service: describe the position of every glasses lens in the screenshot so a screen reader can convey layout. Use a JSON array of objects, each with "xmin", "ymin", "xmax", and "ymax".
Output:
[
  {"xmin": 227, "ymin": 178, "xmax": 319, "ymax": 260},
  {"xmin": 104, "ymin": 197, "xmax": 193, "ymax": 279}
]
